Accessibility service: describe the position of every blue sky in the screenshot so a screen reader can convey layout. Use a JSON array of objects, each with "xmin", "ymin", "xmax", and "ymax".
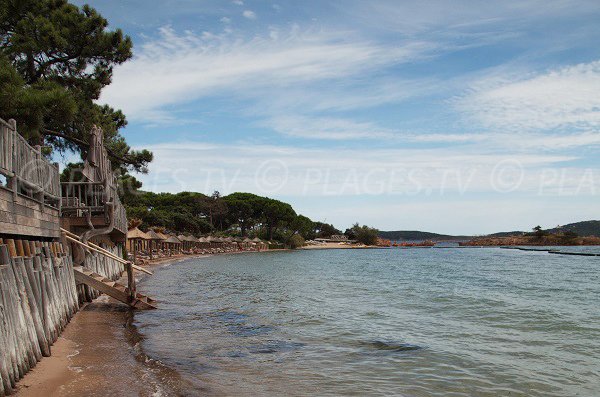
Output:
[{"xmin": 74, "ymin": 0, "xmax": 600, "ymax": 234}]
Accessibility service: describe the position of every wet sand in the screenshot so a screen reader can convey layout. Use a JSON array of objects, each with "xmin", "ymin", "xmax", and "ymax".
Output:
[
  {"xmin": 13, "ymin": 252, "xmax": 265, "ymax": 396},
  {"xmin": 14, "ymin": 295, "xmax": 190, "ymax": 396},
  {"xmin": 14, "ymin": 254, "xmax": 209, "ymax": 397}
]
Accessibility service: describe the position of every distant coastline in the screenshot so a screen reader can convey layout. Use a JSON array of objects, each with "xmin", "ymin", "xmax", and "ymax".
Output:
[
  {"xmin": 460, "ymin": 235, "xmax": 600, "ymax": 247},
  {"xmin": 380, "ymin": 220, "xmax": 600, "ymax": 246}
]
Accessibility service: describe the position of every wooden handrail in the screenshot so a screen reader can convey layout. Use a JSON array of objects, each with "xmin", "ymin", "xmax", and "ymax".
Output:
[{"xmin": 61, "ymin": 229, "xmax": 152, "ymax": 275}]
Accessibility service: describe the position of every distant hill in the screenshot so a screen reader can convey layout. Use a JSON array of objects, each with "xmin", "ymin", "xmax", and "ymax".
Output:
[
  {"xmin": 380, "ymin": 220, "xmax": 600, "ymax": 241},
  {"xmin": 487, "ymin": 231, "xmax": 524, "ymax": 237},
  {"xmin": 546, "ymin": 220, "xmax": 600, "ymax": 237},
  {"xmin": 378, "ymin": 230, "xmax": 470, "ymax": 241}
]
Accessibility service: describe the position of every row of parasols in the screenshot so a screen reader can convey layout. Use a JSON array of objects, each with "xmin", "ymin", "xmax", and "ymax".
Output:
[{"xmin": 126, "ymin": 227, "xmax": 270, "ymax": 262}]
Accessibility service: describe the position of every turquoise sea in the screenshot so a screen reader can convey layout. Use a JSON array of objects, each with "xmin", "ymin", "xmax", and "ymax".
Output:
[{"xmin": 135, "ymin": 248, "xmax": 600, "ymax": 396}]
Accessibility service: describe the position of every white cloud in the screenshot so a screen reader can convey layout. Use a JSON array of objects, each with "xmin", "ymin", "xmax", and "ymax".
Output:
[
  {"xmin": 266, "ymin": 115, "xmax": 394, "ymax": 139},
  {"xmin": 232, "ymin": 0, "xmax": 243, "ymax": 5},
  {"xmin": 455, "ymin": 60, "xmax": 600, "ymax": 133},
  {"xmin": 343, "ymin": 0, "xmax": 600, "ymax": 35},
  {"xmin": 220, "ymin": 17, "xmax": 231, "ymax": 24},
  {"xmin": 137, "ymin": 140, "xmax": 577, "ymax": 196},
  {"xmin": 134, "ymin": 140, "xmax": 598, "ymax": 233},
  {"xmin": 101, "ymin": 26, "xmax": 434, "ymax": 123},
  {"xmin": 243, "ymin": 10, "xmax": 256, "ymax": 19},
  {"xmin": 502, "ymin": 131, "xmax": 600, "ymax": 150}
]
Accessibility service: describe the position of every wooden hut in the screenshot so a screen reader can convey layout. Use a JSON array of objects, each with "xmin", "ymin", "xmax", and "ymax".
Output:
[
  {"xmin": 145, "ymin": 229, "xmax": 165, "ymax": 259},
  {"xmin": 164, "ymin": 235, "xmax": 182, "ymax": 255},
  {"xmin": 252, "ymin": 237, "xmax": 267, "ymax": 251},
  {"xmin": 127, "ymin": 227, "xmax": 151, "ymax": 263},
  {"xmin": 188, "ymin": 235, "xmax": 200, "ymax": 250}
]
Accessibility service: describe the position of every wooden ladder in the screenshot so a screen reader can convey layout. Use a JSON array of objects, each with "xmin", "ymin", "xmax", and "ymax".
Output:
[{"xmin": 73, "ymin": 266, "xmax": 157, "ymax": 310}]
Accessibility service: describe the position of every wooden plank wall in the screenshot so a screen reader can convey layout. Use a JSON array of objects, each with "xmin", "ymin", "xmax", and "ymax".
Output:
[{"xmin": 0, "ymin": 189, "xmax": 60, "ymax": 239}]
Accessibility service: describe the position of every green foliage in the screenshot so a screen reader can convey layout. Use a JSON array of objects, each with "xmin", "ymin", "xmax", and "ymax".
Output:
[
  {"xmin": 263, "ymin": 198, "xmax": 296, "ymax": 240},
  {"xmin": 350, "ymin": 223, "xmax": 379, "ymax": 245},
  {"xmin": 289, "ymin": 215, "xmax": 314, "ymax": 239},
  {"xmin": 562, "ymin": 230, "xmax": 579, "ymax": 240},
  {"xmin": 344, "ymin": 227, "xmax": 356, "ymax": 240},
  {"xmin": 122, "ymin": 190, "xmax": 212, "ymax": 234},
  {"xmin": 532, "ymin": 225, "xmax": 547, "ymax": 238},
  {"xmin": 288, "ymin": 234, "xmax": 305, "ymax": 249},
  {"xmin": 222, "ymin": 192, "xmax": 264, "ymax": 236},
  {"xmin": 121, "ymin": 189, "xmax": 331, "ymax": 244},
  {"xmin": 205, "ymin": 191, "xmax": 228, "ymax": 231},
  {"xmin": 0, "ymin": 55, "xmax": 76, "ymax": 139},
  {"xmin": 547, "ymin": 221, "xmax": 600, "ymax": 237},
  {"xmin": 313, "ymin": 222, "xmax": 342, "ymax": 238},
  {"xmin": 59, "ymin": 162, "xmax": 85, "ymax": 182},
  {"xmin": 0, "ymin": 0, "xmax": 152, "ymax": 172}
]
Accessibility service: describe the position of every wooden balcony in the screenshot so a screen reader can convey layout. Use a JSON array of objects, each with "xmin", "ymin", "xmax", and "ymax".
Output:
[{"xmin": 60, "ymin": 181, "xmax": 127, "ymax": 240}]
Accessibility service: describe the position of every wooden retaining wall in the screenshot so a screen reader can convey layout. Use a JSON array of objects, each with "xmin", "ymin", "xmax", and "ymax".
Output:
[
  {"xmin": 0, "ymin": 238, "xmax": 125, "ymax": 395},
  {"xmin": 0, "ymin": 239, "xmax": 77, "ymax": 396}
]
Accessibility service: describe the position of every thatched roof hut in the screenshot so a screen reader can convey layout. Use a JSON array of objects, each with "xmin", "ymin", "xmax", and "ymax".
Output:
[
  {"xmin": 164, "ymin": 235, "xmax": 182, "ymax": 244},
  {"xmin": 127, "ymin": 227, "xmax": 150, "ymax": 240},
  {"xmin": 146, "ymin": 229, "xmax": 164, "ymax": 241}
]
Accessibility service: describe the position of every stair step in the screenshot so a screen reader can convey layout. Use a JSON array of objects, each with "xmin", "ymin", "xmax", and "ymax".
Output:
[{"xmin": 73, "ymin": 266, "xmax": 156, "ymax": 310}]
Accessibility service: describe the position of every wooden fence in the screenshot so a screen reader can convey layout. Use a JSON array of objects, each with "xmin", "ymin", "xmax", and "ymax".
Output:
[{"xmin": 0, "ymin": 119, "xmax": 60, "ymax": 202}]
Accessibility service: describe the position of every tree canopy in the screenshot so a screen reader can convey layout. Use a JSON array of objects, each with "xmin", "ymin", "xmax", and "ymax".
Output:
[
  {"xmin": 0, "ymin": 0, "xmax": 152, "ymax": 172},
  {"xmin": 112, "ymin": 184, "xmax": 340, "ymax": 245},
  {"xmin": 348, "ymin": 223, "xmax": 379, "ymax": 245}
]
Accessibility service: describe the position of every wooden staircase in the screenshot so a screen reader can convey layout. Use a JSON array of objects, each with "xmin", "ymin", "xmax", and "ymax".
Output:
[{"xmin": 73, "ymin": 266, "xmax": 157, "ymax": 310}]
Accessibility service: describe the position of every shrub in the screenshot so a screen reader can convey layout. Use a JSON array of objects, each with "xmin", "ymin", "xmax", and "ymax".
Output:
[{"xmin": 288, "ymin": 234, "xmax": 305, "ymax": 249}]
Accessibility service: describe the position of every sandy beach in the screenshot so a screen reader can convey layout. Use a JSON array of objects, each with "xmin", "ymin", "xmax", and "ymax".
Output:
[
  {"xmin": 13, "ymin": 254, "xmax": 208, "ymax": 396},
  {"xmin": 12, "ymin": 250, "xmax": 281, "ymax": 396}
]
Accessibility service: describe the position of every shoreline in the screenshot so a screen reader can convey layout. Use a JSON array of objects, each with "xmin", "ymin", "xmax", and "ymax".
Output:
[
  {"xmin": 14, "ymin": 296, "xmax": 191, "ymax": 397},
  {"xmin": 12, "ymin": 251, "xmax": 249, "ymax": 396}
]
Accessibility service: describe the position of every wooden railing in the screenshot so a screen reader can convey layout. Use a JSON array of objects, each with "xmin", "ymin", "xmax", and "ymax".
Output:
[
  {"xmin": 61, "ymin": 179, "xmax": 127, "ymax": 235},
  {"xmin": 114, "ymin": 194, "xmax": 127, "ymax": 235},
  {"xmin": 0, "ymin": 118, "xmax": 60, "ymax": 204},
  {"xmin": 61, "ymin": 182, "xmax": 107, "ymax": 215}
]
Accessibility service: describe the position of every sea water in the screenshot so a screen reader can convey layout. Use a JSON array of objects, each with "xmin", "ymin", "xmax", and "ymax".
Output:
[{"xmin": 134, "ymin": 248, "xmax": 600, "ymax": 396}]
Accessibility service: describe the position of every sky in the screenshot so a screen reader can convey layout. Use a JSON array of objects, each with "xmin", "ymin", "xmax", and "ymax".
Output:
[{"xmin": 73, "ymin": 0, "xmax": 600, "ymax": 234}]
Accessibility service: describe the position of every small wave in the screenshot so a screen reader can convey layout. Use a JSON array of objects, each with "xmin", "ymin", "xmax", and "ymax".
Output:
[
  {"xmin": 360, "ymin": 340, "xmax": 423, "ymax": 352},
  {"xmin": 249, "ymin": 340, "xmax": 305, "ymax": 354}
]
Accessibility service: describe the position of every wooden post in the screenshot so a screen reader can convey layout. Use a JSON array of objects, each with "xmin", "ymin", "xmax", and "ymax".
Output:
[
  {"xmin": 5, "ymin": 240, "xmax": 16, "ymax": 258},
  {"xmin": 133, "ymin": 239, "xmax": 138, "ymax": 264},
  {"xmin": 15, "ymin": 240, "xmax": 24, "ymax": 258}
]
